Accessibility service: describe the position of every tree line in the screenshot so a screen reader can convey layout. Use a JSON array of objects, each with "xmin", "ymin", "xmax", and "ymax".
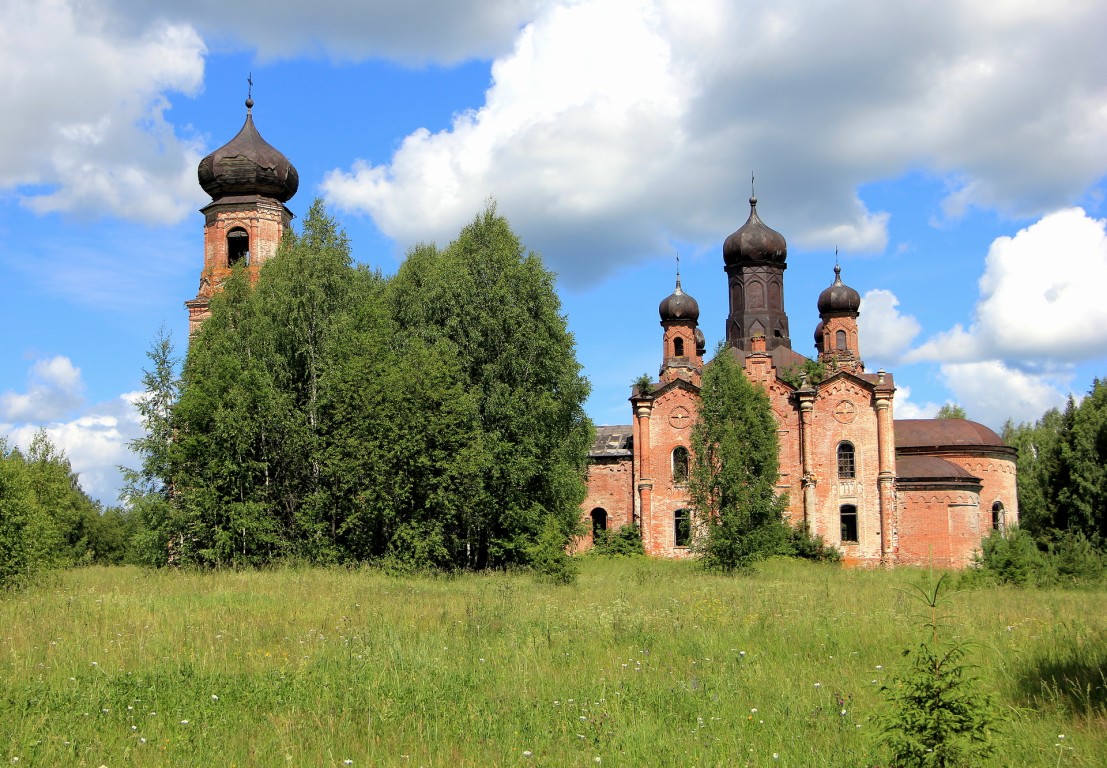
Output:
[{"xmin": 124, "ymin": 201, "xmax": 593, "ymax": 573}]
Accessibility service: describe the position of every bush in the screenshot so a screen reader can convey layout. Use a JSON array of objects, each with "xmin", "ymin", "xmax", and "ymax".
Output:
[
  {"xmin": 592, "ymin": 524, "xmax": 645, "ymax": 557},
  {"xmin": 784, "ymin": 526, "xmax": 841, "ymax": 562}
]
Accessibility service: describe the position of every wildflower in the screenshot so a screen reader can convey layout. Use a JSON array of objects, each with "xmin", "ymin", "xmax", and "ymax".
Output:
[
  {"xmin": 875, "ymin": 665, "xmax": 883, "ymax": 670},
  {"xmin": 750, "ymin": 708, "xmax": 757, "ymax": 714},
  {"xmin": 344, "ymin": 761, "xmax": 353, "ymax": 766},
  {"xmin": 594, "ymin": 757, "xmax": 602, "ymax": 763},
  {"xmin": 181, "ymin": 720, "xmax": 190, "ymax": 725},
  {"xmin": 813, "ymin": 682, "xmax": 821, "ymax": 688},
  {"xmin": 523, "ymin": 751, "xmax": 533, "ymax": 758},
  {"xmin": 211, "ymin": 695, "xmax": 219, "ymax": 701},
  {"xmin": 773, "ymin": 754, "xmax": 779, "ymax": 760},
  {"xmin": 739, "ymin": 651, "xmax": 746, "ymax": 657}
]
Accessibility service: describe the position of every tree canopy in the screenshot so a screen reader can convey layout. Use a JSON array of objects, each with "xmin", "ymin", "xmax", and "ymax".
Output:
[
  {"xmin": 138, "ymin": 201, "xmax": 592, "ymax": 570},
  {"xmin": 688, "ymin": 344, "xmax": 789, "ymax": 571}
]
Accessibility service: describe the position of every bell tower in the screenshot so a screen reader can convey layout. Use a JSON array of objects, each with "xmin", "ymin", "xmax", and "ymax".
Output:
[
  {"xmin": 657, "ymin": 269, "xmax": 704, "ymax": 386},
  {"xmin": 722, "ymin": 195, "xmax": 791, "ymax": 353},
  {"xmin": 186, "ymin": 91, "xmax": 299, "ymax": 338},
  {"xmin": 815, "ymin": 263, "xmax": 863, "ymax": 374}
]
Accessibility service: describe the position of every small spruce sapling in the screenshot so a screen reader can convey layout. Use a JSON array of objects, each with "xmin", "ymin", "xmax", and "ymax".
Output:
[{"xmin": 878, "ymin": 573, "xmax": 999, "ymax": 767}]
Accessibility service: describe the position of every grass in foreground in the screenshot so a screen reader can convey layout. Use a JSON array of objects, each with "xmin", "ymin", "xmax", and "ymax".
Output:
[{"xmin": 1, "ymin": 558, "xmax": 1104, "ymax": 767}]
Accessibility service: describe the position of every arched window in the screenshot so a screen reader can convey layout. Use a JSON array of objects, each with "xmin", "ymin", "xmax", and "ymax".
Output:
[
  {"xmin": 672, "ymin": 446, "xmax": 689, "ymax": 483},
  {"xmin": 674, "ymin": 508, "xmax": 692, "ymax": 547},
  {"xmin": 749, "ymin": 281, "xmax": 765, "ymax": 308},
  {"xmin": 991, "ymin": 502, "xmax": 1004, "ymax": 532},
  {"xmin": 837, "ymin": 442, "xmax": 856, "ymax": 479},
  {"xmin": 836, "ymin": 329, "xmax": 847, "ymax": 350},
  {"xmin": 674, "ymin": 337, "xmax": 685, "ymax": 356},
  {"xmin": 227, "ymin": 227, "xmax": 250, "ymax": 267},
  {"xmin": 840, "ymin": 504, "xmax": 858, "ymax": 543},
  {"xmin": 590, "ymin": 508, "xmax": 608, "ymax": 539}
]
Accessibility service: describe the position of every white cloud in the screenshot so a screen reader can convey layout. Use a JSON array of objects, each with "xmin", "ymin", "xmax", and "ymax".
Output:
[
  {"xmin": 323, "ymin": 0, "xmax": 1107, "ymax": 282},
  {"xmin": 939, "ymin": 361, "xmax": 1069, "ymax": 430},
  {"xmin": 1, "ymin": 391, "xmax": 143, "ymax": 505},
  {"xmin": 909, "ymin": 208, "xmax": 1107, "ymax": 364},
  {"xmin": 0, "ymin": 0, "xmax": 207, "ymax": 222},
  {"xmin": 890, "ymin": 384, "xmax": 940, "ymax": 421},
  {"xmin": 858, "ymin": 289, "xmax": 921, "ymax": 367},
  {"xmin": 0, "ymin": 356, "xmax": 86, "ymax": 421}
]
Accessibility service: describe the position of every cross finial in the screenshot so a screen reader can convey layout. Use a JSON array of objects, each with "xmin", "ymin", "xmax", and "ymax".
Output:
[{"xmin": 246, "ymin": 73, "xmax": 254, "ymax": 112}]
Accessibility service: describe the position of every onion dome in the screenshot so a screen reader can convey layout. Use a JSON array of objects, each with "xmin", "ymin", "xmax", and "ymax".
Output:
[
  {"xmin": 723, "ymin": 196, "xmax": 787, "ymax": 267},
  {"xmin": 198, "ymin": 98, "xmax": 299, "ymax": 203},
  {"xmin": 659, "ymin": 275, "xmax": 700, "ymax": 322},
  {"xmin": 814, "ymin": 319, "xmax": 825, "ymax": 347},
  {"xmin": 694, "ymin": 327, "xmax": 706, "ymax": 355},
  {"xmin": 817, "ymin": 264, "xmax": 861, "ymax": 315}
]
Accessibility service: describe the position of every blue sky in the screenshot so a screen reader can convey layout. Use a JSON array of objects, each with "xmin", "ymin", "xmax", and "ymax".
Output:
[{"xmin": 2, "ymin": 0, "xmax": 1107, "ymax": 504}]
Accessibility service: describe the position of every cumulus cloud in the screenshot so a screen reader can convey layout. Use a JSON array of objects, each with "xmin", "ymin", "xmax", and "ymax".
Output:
[
  {"xmin": 0, "ymin": 356, "xmax": 86, "ymax": 422},
  {"xmin": 858, "ymin": 289, "xmax": 921, "ymax": 367},
  {"xmin": 1, "ymin": 391, "xmax": 143, "ymax": 505},
  {"xmin": 939, "ymin": 361, "xmax": 1069, "ymax": 430},
  {"xmin": 0, "ymin": 0, "xmax": 207, "ymax": 222},
  {"xmin": 891, "ymin": 384, "xmax": 940, "ymax": 421},
  {"xmin": 323, "ymin": 0, "xmax": 1107, "ymax": 282},
  {"xmin": 908, "ymin": 208, "xmax": 1107, "ymax": 364}
]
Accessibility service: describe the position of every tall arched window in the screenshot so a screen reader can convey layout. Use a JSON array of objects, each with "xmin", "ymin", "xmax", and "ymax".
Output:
[
  {"xmin": 672, "ymin": 446, "xmax": 689, "ymax": 483},
  {"xmin": 835, "ymin": 329, "xmax": 847, "ymax": 350},
  {"xmin": 591, "ymin": 508, "xmax": 608, "ymax": 539},
  {"xmin": 674, "ymin": 508, "xmax": 692, "ymax": 547},
  {"xmin": 837, "ymin": 442, "xmax": 856, "ymax": 479},
  {"xmin": 674, "ymin": 337, "xmax": 685, "ymax": 356},
  {"xmin": 991, "ymin": 502, "xmax": 1004, "ymax": 532},
  {"xmin": 227, "ymin": 227, "xmax": 250, "ymax": 267},
  {"xmin": 840, "ymin": 504, "xmax": 858, "ymax": 543}
]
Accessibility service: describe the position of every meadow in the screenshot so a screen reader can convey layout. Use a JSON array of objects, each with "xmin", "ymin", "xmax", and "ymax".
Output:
[{"xmin": 0, "ymin": 558, "xmax": 1103, "ymax": 767}]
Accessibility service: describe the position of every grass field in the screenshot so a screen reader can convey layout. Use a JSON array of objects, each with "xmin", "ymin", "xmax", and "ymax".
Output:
[{"xmin": 1, "ymin": 558, "xmax": 1104, "ymax": 767}]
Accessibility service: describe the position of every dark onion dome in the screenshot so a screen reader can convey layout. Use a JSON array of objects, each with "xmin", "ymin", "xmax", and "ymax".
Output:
[
  {"xmin": 723, "ymin": 196, "xmax": 787, "ymax": 267},
  {"xmin": 694, "ymin": 327, "xmax": 706, "ymax": 355},
  {"xmin": 814, "ymin": 319, "xmax": 825, "ymax": 346},
  {"xmin": 659, "ymin": 276, "xmax": 700, "ymax": 322},
  {"xmin": 817, "ymin": 264, "xmax": 861, "ymax": 315},
  {"xmin": 198, "ymin": 99, "xmax": 299, "ymax": 203}
]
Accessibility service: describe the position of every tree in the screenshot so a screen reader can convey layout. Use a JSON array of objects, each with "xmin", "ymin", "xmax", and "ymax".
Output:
[
  {"xmin": 689, "ymin": 343, "xmax": 789, "ymax": 571},
  {"xmin": 936, "ymin": 403, "xmax": 967, "ymax": 420},
  {"xmin": 385, "ymin": 204, "xmax": 592, "ymax": 569}
]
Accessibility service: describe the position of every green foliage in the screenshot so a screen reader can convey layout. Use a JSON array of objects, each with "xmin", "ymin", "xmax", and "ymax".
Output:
[
  {"xmin": 689, "ymin": 343, "xmax": 790, "ymax": 571},
  {"xmin": 146, "ymin": 201, "xmax": 590, "ymax": 573},
  {"xmin": 936, "ymin": 402, "xmax": 968, "ymax": 419},
  {"xmin": 965, "ymin": 528, "xmax": 1103, "ymax": 588},
  {"xmin": 528, "ymin": 515, "xmax": 579, "ymax": 584},
  {"xmin": 879, "ymin": 574, "xmax": 999, "ymax": 767},
  {"xmin": 783, "ymin": 525, "xmax": 842, "ymax": 562},
  {"xmin": 592, "ymin": 523, "xmax": 645, "ymax": 557},
  {"xmin": 779, "ymin": 358, "xmax": 827, "ymax": 388},
  {"xmin": 1005, "ymin": 379, "xmax": 1107, "ymax": 545},
  {"xmin": 632, "ymin": 373, "xmax": 653, "ymax": 396}
]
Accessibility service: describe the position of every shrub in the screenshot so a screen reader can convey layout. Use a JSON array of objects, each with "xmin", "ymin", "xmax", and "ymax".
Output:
[{"xmin": 592, "ymin": 523, "xmax": 645, "ymax": 557}]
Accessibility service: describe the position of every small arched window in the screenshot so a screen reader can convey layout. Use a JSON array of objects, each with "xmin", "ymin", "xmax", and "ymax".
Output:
[
  {"xmin": 674, "ymin": 508, "xmax": 692, "ymax": 547},
  {"xmin": 591, "ymin": 508, "xmax": 608, "ymax": 539},
  {"xmin": 840, "ymin": 504, "xmax": 858, "ymax": 543},
  {"xmin": 837, "ymin": 442, "xmax": 856, "ymax": 479},
  {"xmin": 836, "ymin": 329, "xmax": 847, "ymax": 350},
  {"xmin": 674, "ymin": 337, "xmax": 685, "ymax": 357},
  {"xmin": 227, "ymin": 227, "xmax": 250, "ymax": 267},
  {"xmin": 672, "ymin": 446, "xmax": 689, "ymax": 483},
  {"xmin": 991, "ymin": 501, "xmax": 1004, "ymax": 532}
]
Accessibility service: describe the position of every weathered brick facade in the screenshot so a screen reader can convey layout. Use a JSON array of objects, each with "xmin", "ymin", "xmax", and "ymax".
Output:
[{"xmin": 581, "ymin": 199, "xmax": 1018, "ymax": 567}]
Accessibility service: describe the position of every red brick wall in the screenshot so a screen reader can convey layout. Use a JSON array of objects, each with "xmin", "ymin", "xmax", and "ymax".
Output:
[
  {"xmin": 578, "ymin": 457, "xmax": 634, "ymax": 551},
  {"xmin": 641, "ymin": 386, "xmax": 698, "ymax": 558}
]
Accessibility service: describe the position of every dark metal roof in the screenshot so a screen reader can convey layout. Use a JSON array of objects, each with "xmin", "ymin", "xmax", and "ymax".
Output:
[
  {"xmin": 817, "ymin": 264, "xmax": 861, "ymax": 316},
  {"xmin": 198, "ymin": 104, "xmax": 299, "ymax": 203},
  {"xmin": 659, "ymin": 276, "xmax": 700, "ymax": 322},
  {"xmin": 723, "ymin": 196, "xmax": 787, "ymax": 267},
  {"xmin": 589, "ymin": 425, "xmax": 633, "ymax": 458},
  {"xmin": 895, "ymin": 419, "xmax": 1008, "ymax": 450},
  {"xmin": 896, "ymin": 454, "xmax": 979, "ymax": 481}
]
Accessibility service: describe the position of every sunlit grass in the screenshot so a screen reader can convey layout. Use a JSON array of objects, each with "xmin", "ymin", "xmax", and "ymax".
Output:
[{"xmin": 1, "ymin": 558, "xmax": 1104, "ymax": 766}]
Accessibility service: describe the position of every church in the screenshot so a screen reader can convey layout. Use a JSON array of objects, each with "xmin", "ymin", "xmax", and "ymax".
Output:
[
  {"xmin": 187, "ymin": 97, "xmax": 1017, "ymax": 569},
  {"xmin": 580, "ymin": 197, "xmax": 1018, "ymax": 568}
]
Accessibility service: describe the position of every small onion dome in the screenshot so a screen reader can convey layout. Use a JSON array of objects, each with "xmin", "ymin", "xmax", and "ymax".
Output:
[
  {"xmin": 198, "ymin": 99, "xmax": 299, "ymax": 203},
  {"xmin": 817, "ymin": 264, "xmax": 861, "ymax": 315},
  {"xmin": 814, "ymin": 319, "xmax": 825, "ymax": 347},
  {"xmin": 694, "ymin": 327, "xmax": 706, "ymax": 355},
  {"xmin": 723, "ymin": 196, "xmax": 787, "ymax": 267},
  {"xmin": 659, "ymin": 276, "xmax": 700, "ymax": 322}
]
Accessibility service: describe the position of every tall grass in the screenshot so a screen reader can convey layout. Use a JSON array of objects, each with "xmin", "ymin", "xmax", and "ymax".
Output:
[{"xmin": 0, "ymin": 559, "xmax": 1103, "ymax": 766}]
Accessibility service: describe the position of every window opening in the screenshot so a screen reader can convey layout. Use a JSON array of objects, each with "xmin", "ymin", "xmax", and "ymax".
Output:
[
  {"xmin": 991, "ymin": 502, "xmax": 1004, "ymax": 532},
  {"xmin": 672, "ymin": 446, "xmax": 689, "ymax": 483},
  {"xmin": 836, "ymin": 329, "xmax": 847, "ymax": 350},
  {"xmin": 591, "ymin": 508, "xmax": 608, "ymax": 539},
  {"xmin": 840, "ymin": 504, "xmax": 858, "ymax": 543},
  {"xmin": 674, "ymin": 337, "xmax": 685, "ymax": 356},
  {"xmin": 227, "ymin": 227, "xmax": 250, "ymax": 267},
  {"xmin": 837, "ymin": 442, "xmax": 856, "ymax": 479},
  {"xmin": 674, "ymin": 508, "xmax": 692, "ymax": 547}
]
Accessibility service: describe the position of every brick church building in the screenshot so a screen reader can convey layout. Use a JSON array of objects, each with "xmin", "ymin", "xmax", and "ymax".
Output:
[
  {"xmin": 187, "ymin": 98, "xmax": 1015, "ymax": 568},
  {"xmin": 581, "ymin": 196, "xmax": 1018, "ymax": 568}
]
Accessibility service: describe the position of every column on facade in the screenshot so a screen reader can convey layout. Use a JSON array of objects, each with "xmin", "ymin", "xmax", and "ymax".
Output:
[
  {"xmin": 634, "ymin": 399, "xmax": 654, "ymax": 552},
  {"xmin": 796, "ymin": 385, "xmax": 817, "ymax": 534},
  {"xmin": 873, "ymin": 370, "xmax": 896, "ymax": 563}
]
